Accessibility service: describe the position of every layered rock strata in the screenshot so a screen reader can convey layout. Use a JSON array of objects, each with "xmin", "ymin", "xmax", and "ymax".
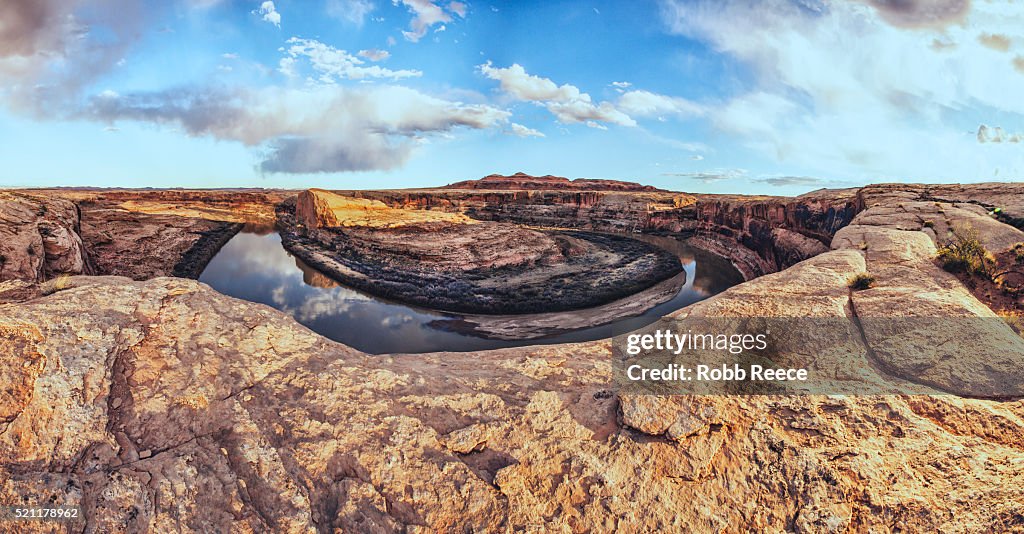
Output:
[
  {"xmin": 337, "ymin": 180, "xmax": 859, "ymax": 280},
  {"xmin": 2, "ymin": 183, "xmax": 1024, "ymax": 531},
  {"xmin": 278, "ymin": 190, "xmax": 683, "ymax": 314}
]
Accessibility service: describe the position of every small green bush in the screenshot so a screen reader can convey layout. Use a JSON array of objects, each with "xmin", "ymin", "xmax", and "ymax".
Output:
[
  {"xmin": 848, "ymin": 273, "xmax": 876, "ymax": 291},
  {"xmin": 936, "ymin": 224, "xmax": 994, "ymax": 276},
  {"xmin": 922, "ymin": 220, "xmax": 934, "ymax": 229}
]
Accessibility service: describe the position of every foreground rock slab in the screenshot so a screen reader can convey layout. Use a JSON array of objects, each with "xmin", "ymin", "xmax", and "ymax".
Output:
[{"xmin": 2, "ymin": 275, "xmax": 1023, "ymax": 532}]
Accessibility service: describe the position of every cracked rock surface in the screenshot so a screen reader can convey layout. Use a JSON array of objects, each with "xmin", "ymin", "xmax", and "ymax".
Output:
[{"xmin": 2, "ymin": 183, "xmax": 1024, "ymax": 532}]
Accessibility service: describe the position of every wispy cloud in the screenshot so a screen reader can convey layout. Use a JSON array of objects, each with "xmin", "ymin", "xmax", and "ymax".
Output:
[
  {"xmin": 327, "ymin": 0, "xmax": 375, "ymax": 26},
  {"xmin": 396, "ymin": 0, "xmax": 463, "ymax": 42},
  {"xmin": 754, "ymin": 176, "xmax": 823, "ymax": 187},
  {"xmin": 281, "ymin": 38, "xmax": 419, "ymax": 81},
  {"xmin": 659, "ymin": 0, "xmax": 1024, "ymax": 182},
  {"xmin": 509, "ymin": 123, "xmax": 544, "ymax": 138},
  {"xmin": 357, "ymin": 48, "xmax": 390, "ymax": 62},
  {"xmin": 662, "ymin": 169, "xmax": 747, "ymax": 183}
]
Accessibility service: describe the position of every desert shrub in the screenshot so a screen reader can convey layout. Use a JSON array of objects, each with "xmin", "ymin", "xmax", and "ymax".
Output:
[
  {"xmin": 40, "ymin": 274, "xmax": 74, "ymax": 296},
  {"xmin": 1015, "ymin": 243, "xmax": 1024, "ymax": 264},
  {"xmin": 999, "ymin": 310, "xmax": 1024, "ymax": 339},
  {"xmin": 922, "ymin": 220, "xmax": 934, "ymax": 229},
  {"xmin": 847, "ymin": 273, "xmax": 876, "ymax": 291},
  {"xmin": 936, "ymin": 224, "xmax": 994, "ymax": 276}
]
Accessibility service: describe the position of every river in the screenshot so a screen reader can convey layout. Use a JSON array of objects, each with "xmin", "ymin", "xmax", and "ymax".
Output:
[{"xmin": 198, "ymin": 228, "xmax": 743, "ymax": 353}]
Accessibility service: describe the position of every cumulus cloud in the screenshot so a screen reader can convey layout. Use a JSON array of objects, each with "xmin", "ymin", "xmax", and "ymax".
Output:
[
  {"xmin": 255, "ymin": 1, "xmax": 281, "ymax": 26},
  {"xmin": 358, "ymin": 48, "xmax": 390, "ymax": 61},
  {"xmin": 85, "ymin": 84, "xmax": 511, "ymax": 173},
  {"xmin": 396, "ymin": 0, "xmax": 463, "ymax": 42},
  {"xmin": 479, "ymin": 62, "xmax": 583, "ymax": 102},
  {"xmin": 509, "ymin": 123, "xmax": 544, "ymax": 137},
  {"xmin": 977, "ymin": 125, "xmax": 1022, "ymax": 144},
  {"xmin": 282, "ymin": 38, "xmax": 420, "ymax": 81},
  {"xmin": 479, "ymin": 62, "xmax": 637, "ymax": 127},
  {"xmin": 660, "ymin": 0, "xmax": 1024, "ymax": 182},
  {"xmin": 326, "ymin": 0, "xmax": 375, "ymax": 26}
]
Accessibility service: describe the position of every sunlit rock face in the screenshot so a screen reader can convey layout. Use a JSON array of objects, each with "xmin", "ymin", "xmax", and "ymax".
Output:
[{"xmin": 295, "ymin": 188, "xmax": 475, "ymax": 229}]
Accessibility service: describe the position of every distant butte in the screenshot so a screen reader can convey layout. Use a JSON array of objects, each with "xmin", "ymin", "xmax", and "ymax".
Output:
[{"xmin": 444, "ymin": 172, "xmax": 665, "ymax": 192}]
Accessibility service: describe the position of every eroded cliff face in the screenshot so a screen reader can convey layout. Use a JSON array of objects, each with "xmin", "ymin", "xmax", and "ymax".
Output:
[
  {"xmin": 277, "ymin": 191, "xmax": 683, "ymax": 314},
  {"xmin": 338, "ymin": 186, "xmax": 859, "ymax": 280},
  {"xmin": 0, "ymin": 192, "xmax": 92, "ymax": 282},
  {"xmin": 1, "ymin": 189, "xmax": 289, "ymax": 284}
]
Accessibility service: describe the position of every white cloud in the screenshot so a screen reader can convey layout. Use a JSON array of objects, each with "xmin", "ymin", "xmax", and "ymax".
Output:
[
  {"xmin": 326, "ymin": 0, "xmax": 375, "ymax": 26},
  {"xmin": 663, "ymin": 169, "xmax": 747, "ymax": 183},
  {"xmin": 449, "ymin": 1, "xmax": 467, "ymax": 17},
  {"xmin": 255, "ymin": 1, "xmax": 281, "ymax": 26},
  {"xmin": 617, "ymin": 89, "xmax": 704, "ymax": 118},
  {"xmin": 479, "ymin": 62, "xmax": 582, "ymax": 102},
  {"xmin": 478, "ymin": 62, "xmax": 637, "ymax": 127},
  {"xmin": 222, "ymin": 52, "xmax": 239, "ymax": 59},
  {"xmin": 395, "ymin": 0, "xmax": 463, "ymax": 42},
  {"xmin": 282, "ymin": 38, "xmax": 420, "ymax": 81},
  {"xmin": 509, "ymin": 123, "xmax": 544, "ymax": 137},
  {"xmin": 660, "ymin": 0, "xmax": 1024, "ymax": 182},
  {"xmin": 85, "ymin": 84, "xmax": 512, "ymax": 173},
  {"xmin": 978, "ymin": 125, "xmax": 1022, "ymax": 144},
  {"xmin": 357, "ymin": 48, "xmax": 391, "ymax": 62}
]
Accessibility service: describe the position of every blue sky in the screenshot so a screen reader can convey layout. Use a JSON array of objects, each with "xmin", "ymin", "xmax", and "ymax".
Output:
[{"xmin": 2, "ymin": 0, "xmax": 1023, "ymax": 193}]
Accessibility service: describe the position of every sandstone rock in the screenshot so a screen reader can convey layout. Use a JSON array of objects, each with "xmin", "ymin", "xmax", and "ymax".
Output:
[
  {"xmin": 0, "ymin": 192, "xmax": 91, "ymax": 283},
  {"xmin": 2, "ymin": 276, "xmax": 1024, "ymax": 532},
  {"xmin": 278, "ymin": 197, "xmax": 683, "ymax": 314},
  {"xmin": 296, "ymin": 188, "xmax": 474, "ymax": 229}
]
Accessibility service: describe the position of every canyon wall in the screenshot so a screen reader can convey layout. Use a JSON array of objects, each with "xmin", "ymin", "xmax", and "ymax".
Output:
[{"xmin": 340, "ymin": 185, "xmax": 861, "ymax": 280}]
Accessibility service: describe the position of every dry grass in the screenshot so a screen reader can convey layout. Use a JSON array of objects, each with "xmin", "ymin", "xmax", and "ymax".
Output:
[{"xmin": 40, "ymin": 274, "xmax": 74, "ymax": 296}]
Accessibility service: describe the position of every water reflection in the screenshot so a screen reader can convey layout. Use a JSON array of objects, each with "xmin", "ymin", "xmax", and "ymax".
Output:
[{"xmin": 198, "ymin": 230, "xmax": 743, "ymax": 354}]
